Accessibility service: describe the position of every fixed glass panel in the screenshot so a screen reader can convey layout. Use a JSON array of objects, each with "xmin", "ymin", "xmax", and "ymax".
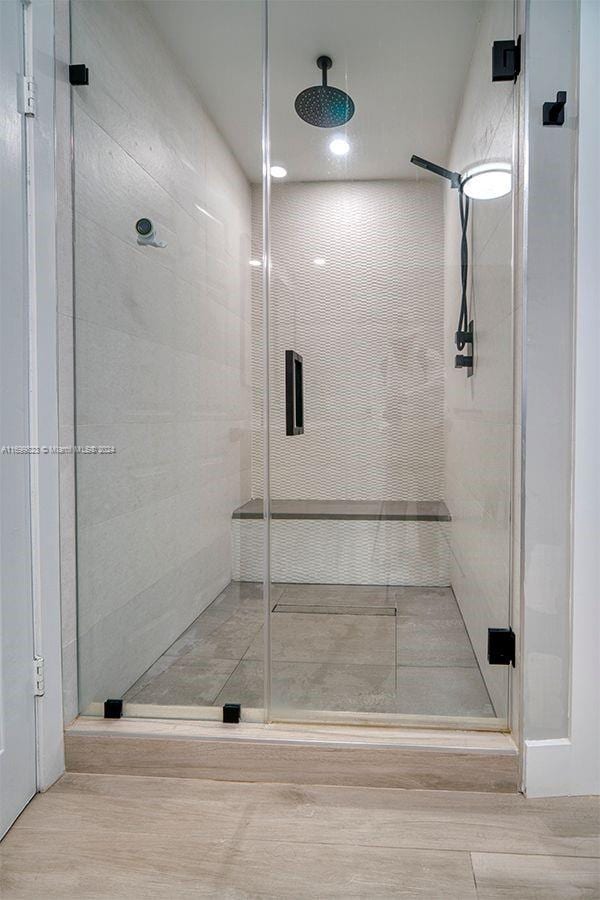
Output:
[
  {"xmin": 72, "ymin": 0, "xmax": 265, "ymax": 719},
  {"xmin": 266, "ymin": 0, "xmax": 517, "ymax": 725}
]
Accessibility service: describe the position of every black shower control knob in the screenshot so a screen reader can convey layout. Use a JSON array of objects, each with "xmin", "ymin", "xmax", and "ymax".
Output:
[{"xmin": 455, "ymin": 354, "xmax": 473, "ymax": 368}]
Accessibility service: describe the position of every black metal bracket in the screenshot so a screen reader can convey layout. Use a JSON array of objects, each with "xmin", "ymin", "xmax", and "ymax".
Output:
[
  {"xmin": 492, "ymin": 36, "xmax": 521, "ymax": 82},
  {"xmin": 455, "ymin": 320, "xmax": 474, "ymax": 351},
  {"xmin": 455, "ymin": 331, "xmax": 473, "ymax": 346},
  {"xmin": 455, "ymin": 354, "xmax": 473, "ymax": 368},
  {"xmin": 455, "ymin": 320, "xmax": 474, "ymax": 377},
  {"xmin": 69, "ymin": 64, "xmax": 89, "ymax": 86},
  {"xmin": 488, "ymin": 628, "xmax": 516, "ymax": 667},
  {"xmin": 223, "ymin": 703, "xmax": 241, "ymax": 724},
  {"xmin": 543, "ymin": 91, "xmax": 567, "ymax": 126},
  {"xmin": 104, "ymin": 698, "xmax": 123, "ymax": 718}
]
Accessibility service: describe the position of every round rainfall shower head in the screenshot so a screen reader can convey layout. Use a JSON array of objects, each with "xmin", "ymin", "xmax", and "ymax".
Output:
[{"xmin": 294, "ymin": 56, "xmax": 355, "ymax": 128}]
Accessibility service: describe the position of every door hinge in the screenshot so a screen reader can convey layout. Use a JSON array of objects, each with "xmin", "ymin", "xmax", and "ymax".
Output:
[
  {"xmin": 492, "ymin": 36, "xmax": 521, "ymax": 83},
  {"xmin": 18, "ymin": 75, "xmax": 36, "ymax": 117},
  {"xmin": 104, "ymin": 699, "xmax": 123, "ymax": 718},
  {"xmin": 487, "ymin": 628, "xmax": 516, "ymax": 667},
  {"xmin": 69, "ymin": 64, "xmax": 89, "ymax": 86},
  {"xmin": 33, "ymin": 656, "xmax": 45, "ymax": 696},
  {"xmin": 18, "ymin": 75, "xmax": 36, "ymax": 116},
  {"xmin": 223, "ymin": 703, "xmax": 241, "ymax": 723}
]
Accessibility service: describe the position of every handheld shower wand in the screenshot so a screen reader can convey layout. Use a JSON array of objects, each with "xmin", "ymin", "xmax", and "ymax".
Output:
[
  {"xmin": 410, "ymin": 155, "xmax": 461, "ymax": 190},
  {"xmin": 410, "ymin": 154, "xmax": 473, "ymax": 374}
]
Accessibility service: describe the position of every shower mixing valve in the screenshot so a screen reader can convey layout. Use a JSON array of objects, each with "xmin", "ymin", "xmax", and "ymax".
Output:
[{"xmin": 135, "ymin": 218, "xmax": 167, "ymax": 248}]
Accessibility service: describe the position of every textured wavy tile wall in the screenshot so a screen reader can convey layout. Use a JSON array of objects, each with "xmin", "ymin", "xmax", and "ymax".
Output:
[
  {"xmin": 250, "ymin": 180, "xmax": 446, "ymax": 502},
  {"xmin": 233, "ymin": 520, "xmax": 450, "ymax": 586}
]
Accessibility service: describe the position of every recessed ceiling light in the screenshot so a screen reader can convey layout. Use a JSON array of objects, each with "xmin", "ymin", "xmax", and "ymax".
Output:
[
  {"xmin": 461, "ymin": 162, "xmax": 511, "ymax": 200},
  {"xmin": 313, "ymin": 257, "xmax": 327, "ymax": 267},
  {"xmin": 270, "ymin": 165, "xmax": 287, "ymax": 179},
  {"xmin": 249, "ymin": 259, "xmax": 262, "ymax": 267},
  {"xmin": 329, "ymin": 138, "xmax": 350, "ymax": 156}
]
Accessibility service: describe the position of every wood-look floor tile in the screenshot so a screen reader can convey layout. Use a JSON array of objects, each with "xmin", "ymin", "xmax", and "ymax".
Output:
[
  {"xmin": 241, "ymin": 783, "xmax": 600, "ymax": 859},
  {"xmin": 1, "ymin": 827, "xmax": 477, "ymax": 898},
  {"xmin": 11, "ymin": 773, "xmax": 244, "ymax": 839},
  {"xmin": 471, "ymin": 852, "xmax": 600, "ymax": 899},
  {"xmin": 13, "ymin": 775, "xmax": 598, "ymax": 858}
]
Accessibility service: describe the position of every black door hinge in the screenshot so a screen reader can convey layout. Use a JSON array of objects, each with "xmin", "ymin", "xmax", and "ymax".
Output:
[
  {"xmin": 223, "ymin": 703, "xmax": 241, "ymax": 723},
  {"xmin": 69, "ymin": 64, "xmax": 89, "ymax": 86},
  {"xmin": 492, "ymin": 36, "xmax": 521, "ymax": 82},
  {"xmin": 488, "ymin": 628, "xmax": 516, "ymax": 667},
  {"xmin": 104, "ymin": 698, "xmax": 123, "ymax": 718}
]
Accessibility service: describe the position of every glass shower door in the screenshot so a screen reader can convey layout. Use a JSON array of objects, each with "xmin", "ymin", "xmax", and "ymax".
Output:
[{"xmin": 265, "ymin": 0, "xmax": 517, "ymax": 727}]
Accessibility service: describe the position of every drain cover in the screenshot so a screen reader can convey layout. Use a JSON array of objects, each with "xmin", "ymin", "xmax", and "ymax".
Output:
[{"xmin": 272, "ymin": 603, "xmax": 396, "ymax": 617}]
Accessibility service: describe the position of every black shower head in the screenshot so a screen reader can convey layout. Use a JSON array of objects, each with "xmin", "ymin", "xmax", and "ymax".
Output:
[{"xmin": 295, "ymin": 56, "xmax": 355, "ymax": 128}]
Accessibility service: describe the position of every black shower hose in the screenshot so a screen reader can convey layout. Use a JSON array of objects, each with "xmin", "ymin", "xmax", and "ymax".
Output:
[{"xmin": 456, "ymin": 191, "xmax": 470, "ymax": 351}]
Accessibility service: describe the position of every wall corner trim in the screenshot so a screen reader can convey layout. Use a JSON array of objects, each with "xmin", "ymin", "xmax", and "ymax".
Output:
[
  {"xmin": 523, "ymin": 737, "xmax": 600, "ymax": 799},
  {"xmin": 523, "ymin": 738, "xmax": 572, "ymax": 797}
]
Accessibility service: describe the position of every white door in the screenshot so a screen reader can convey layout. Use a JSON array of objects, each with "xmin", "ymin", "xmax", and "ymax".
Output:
[{"xmin": 0, "ymin": 0, "xmax": 37, "ymax": 838}]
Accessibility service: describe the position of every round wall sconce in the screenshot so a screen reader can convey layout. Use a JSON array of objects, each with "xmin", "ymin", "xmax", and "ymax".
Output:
[{"xmin": 460, "ymin": 162, "xmax": 512, "ymax": 200}]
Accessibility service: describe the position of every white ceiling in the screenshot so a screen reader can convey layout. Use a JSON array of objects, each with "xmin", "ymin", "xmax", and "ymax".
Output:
[{"xmin": 144, "ymin": 0, "xmax": 483, "ymax": 183}]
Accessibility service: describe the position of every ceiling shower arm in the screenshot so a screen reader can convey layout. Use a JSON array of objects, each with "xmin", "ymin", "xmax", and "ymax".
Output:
[
  {"xmin": 410, "ymin": 155, "xmax": 461, "ymax": 189},
  {"xmin": 317, "ymin": 55, "xmax": 332, "ymax": 87}
]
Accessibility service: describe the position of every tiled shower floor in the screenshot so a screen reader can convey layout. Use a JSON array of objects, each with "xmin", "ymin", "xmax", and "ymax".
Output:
[{"xmin": 123, "ymin": 582, "xmax": 496, "ymax": 718}]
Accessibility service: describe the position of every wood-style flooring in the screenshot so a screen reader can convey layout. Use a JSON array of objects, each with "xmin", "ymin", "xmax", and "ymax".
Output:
[{"xmin": 1, "ymin": 772, "xmax": 598, "ymax": 898}]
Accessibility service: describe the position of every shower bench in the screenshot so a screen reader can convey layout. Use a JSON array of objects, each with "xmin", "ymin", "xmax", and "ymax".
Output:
[{"xmin": 231, "ymin": 499, "xmax": 451, "ymax": 586}]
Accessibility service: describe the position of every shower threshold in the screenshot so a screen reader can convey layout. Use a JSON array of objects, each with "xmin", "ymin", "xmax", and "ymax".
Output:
[{"xmin": 64, "ymin": 715, "xmax": 518, "ymax": 792}]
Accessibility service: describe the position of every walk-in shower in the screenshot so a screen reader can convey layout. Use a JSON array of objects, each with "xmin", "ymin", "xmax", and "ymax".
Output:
[{"xmin": 72, "ymin": 0, "xmax": 518, "ymax": 731}]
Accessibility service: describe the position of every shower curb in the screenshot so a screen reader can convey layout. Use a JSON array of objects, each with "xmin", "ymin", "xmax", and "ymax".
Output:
[{"xmin": 65, "ymin": 718, "xmax": 519, "ymax": 793}]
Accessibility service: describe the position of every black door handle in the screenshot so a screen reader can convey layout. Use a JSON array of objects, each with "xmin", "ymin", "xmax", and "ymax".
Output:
[{"xmin": 285, "ymin": 350, "xmax": 304, "ymax": 436}]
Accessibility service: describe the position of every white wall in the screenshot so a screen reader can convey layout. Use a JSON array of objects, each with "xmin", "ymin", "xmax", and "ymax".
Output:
[
  {"xmin": 443, "ymin": 0, "xmax": 516, "ymax": 719},
  {"xmin": 520, "ymin": 0, "xmax": 579, "ymax": 750},
  {"xmin": 252, "ymin": 180, "xmax": 446, "ymax": 502},
  {"xmin": 523, "ymin": 0, "xmax": 600, "ymax": 797},
  {"xmin": 71, "ymin": 0, "xmax": 253, "ymax": 711}
]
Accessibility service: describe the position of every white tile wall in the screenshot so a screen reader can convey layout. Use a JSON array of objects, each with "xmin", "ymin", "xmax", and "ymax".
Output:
[
  {"xmin": 443, "ymin": 0, "xmax": 516, "ymax": 719},
  {"xmin": 71, "ymin": 0, "xmax": 253, "ymax": 711}
]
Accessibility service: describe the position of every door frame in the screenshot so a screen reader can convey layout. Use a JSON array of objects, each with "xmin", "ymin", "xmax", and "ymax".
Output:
[
  {"xmin": 21, "ymin": 0, "xmax": 64, "ymax": 794},
  {"xmin": 1, "ymin": 0, "xmax": 63, "ymax": 834},
  {"xmin": 48, "ymin": 0, "xmax": 598, "ymax": 798}
]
